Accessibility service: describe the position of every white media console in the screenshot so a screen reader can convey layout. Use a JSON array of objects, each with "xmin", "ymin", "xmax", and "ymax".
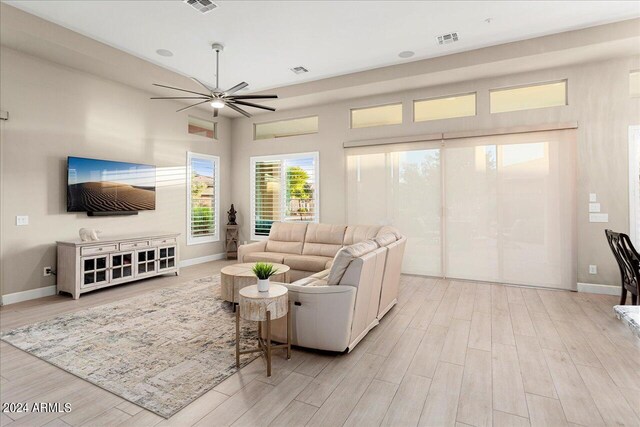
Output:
[{"xmin": 56, "ymin": 232, "xmax": 180, "ymax": 299}]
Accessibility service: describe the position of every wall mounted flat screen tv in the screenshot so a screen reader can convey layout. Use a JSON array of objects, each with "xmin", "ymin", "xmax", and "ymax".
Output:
[{"xmin": 67, "ymin": 156, "xmax": 156, "ymax": 213}]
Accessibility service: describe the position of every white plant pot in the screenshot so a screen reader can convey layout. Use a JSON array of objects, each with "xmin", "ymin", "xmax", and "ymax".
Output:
[{"xmin": 257, "ymin": 278, "xmax": 270, "ymax": 292}]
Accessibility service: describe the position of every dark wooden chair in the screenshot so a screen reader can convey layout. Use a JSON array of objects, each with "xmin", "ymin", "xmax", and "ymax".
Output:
[{"xmin": 605, "ymin": 229, "xmax": 639, "ymax": 305}]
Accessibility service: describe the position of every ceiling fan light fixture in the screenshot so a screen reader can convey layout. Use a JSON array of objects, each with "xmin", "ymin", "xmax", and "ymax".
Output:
[
  {"xmin": 151, "ymin": 43, "xmax": 278, "ymax": 118},
  {"xmin": 210, "ymin": 99, "xmax": 225, "ymax": 108}
]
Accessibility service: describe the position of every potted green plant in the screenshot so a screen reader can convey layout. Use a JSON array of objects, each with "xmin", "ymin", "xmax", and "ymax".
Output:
[{"xmin": 252, "ymin": 262, "xmax": 279, "ymax": 292}]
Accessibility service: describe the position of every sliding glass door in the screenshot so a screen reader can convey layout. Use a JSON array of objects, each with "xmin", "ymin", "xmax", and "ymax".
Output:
[
  {"xmin": 346, "ymin": 142, "xmax": 442, "ymax": 276},
  {"xmin": 346, "ymin": 129, "xmax": 577, "ymax": 290},
  {"xmin": 445, "ymin": 130, "xmax": 576, "ymax": 288}
]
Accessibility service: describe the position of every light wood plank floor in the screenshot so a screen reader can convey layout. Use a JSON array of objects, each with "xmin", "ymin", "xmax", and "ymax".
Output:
[{"xmin": 1, "ymin": 261, "xmax": 639, "ymax": 427}]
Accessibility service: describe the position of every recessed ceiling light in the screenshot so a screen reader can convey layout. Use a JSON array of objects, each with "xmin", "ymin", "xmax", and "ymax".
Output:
[
  {"xmin": 156, "ymin": 49, "xmax": 173, "ymax": 57},
  {"xmin": 398, "ymin": 51, "xmax": 415, "ymax": 58}
]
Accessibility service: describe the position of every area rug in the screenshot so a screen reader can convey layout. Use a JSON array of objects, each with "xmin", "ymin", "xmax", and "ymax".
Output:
[{"xmin": 0, "ymin": 275, "xmax": 259, "ymax": 418}]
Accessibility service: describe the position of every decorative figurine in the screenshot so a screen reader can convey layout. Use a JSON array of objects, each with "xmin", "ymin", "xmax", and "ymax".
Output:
[
  {"xmin": 227, "ymin": 204, "xmax": 238, "ymax": 225},
  {"xmin": 79, "ymin": 228, "xmax": 101, "ymax": 242}
]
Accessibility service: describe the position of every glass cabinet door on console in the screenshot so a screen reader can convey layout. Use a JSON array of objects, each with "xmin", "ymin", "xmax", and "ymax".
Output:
[
  {"xmin": 135, "ymin": 248, "xmax": 157, "ymax": 277},
  {"xmin": 110, "ymin": 252, "xmax": 133, "ymax": 283},
  {"xmin": 81, "ymin": 255, "xmax": 109, "ymax": 288},
  {"xmin": 157, "ymin": 246, "xmax": 177, "ymax": 272}
]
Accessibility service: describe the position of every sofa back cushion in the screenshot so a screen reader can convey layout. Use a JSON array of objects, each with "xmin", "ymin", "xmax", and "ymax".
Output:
[
  {"xmin": 377, "ymin": 225, "xmax": 402, "ymax": 239},
  {"xmin": 266, "ymin": 222, "xmax": 308, "ymax": 254},
  {"xmin": 302, "ymin": 224, "xmax": 347, "ymax": 257},
  {"xmin": 327, "ymin": 239, "xmax": 379, "ymax": 285},
  {"xmin": 374, "ymin": 233, "xmax": 398, "ymax": 248},
  {"xmin": 343, "ymin": 225, "xmax": 382, "ymax": 245}
]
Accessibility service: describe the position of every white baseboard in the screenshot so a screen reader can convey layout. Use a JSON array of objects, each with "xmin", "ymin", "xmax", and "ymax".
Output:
[
  {"xmin": 179, "ymin": 252, "xmax": 226, "ymax": 268},
  {"xmin": 1, "ymin": 285, "xmax": 57, "ymax": 305},
  {"xmin": 1, "ymin": 253, "xmax": 226, "ymax": 305},
  {"xmin": 577, "ymin": 282, "xmax": 620, "ymax": 296}
]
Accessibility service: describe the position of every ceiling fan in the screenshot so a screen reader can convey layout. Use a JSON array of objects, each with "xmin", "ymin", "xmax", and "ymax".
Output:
[{"xmin": 151, "ymin": 43, "xmax": 277, "ymax": 118}]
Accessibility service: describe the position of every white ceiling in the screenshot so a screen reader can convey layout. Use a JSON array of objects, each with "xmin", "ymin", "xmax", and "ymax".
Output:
[{"xmin": 5, "ymin": 0, "xmax": 640, "ymax": 95}]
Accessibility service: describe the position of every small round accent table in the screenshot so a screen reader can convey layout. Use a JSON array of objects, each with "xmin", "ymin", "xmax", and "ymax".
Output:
[
  {"xmin": 236, "ymin": 284, "xmax": 291, "ymax": 377},
  {"xmin": 221, "ymin": 263, "xmax": 290, "ymax": 305}
]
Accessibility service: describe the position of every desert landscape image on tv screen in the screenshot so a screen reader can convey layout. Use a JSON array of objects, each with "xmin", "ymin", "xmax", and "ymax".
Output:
[{"xmin": 67, "ymin": 157, "xmax": 156, "ymax": 212}]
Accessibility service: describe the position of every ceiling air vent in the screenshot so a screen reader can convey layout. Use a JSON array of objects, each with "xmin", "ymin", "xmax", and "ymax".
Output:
[
  {"xmin": 183, "ymin": 0, "xmax": 218, "ymax": 14},
  {"xmin": 436, "ymin": 32, "xmax": 459, "ymax": 45},
  {"xmin": 290, "ymin": 66, "xmax": 309, "ymax": 75}
]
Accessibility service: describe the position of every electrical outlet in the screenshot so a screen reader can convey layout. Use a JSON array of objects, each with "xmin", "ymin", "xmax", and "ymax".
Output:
[
  {"xmin": 16, "ymin": 215, "xmax": 29, "ymax": 226},
  {"xmin": 589, "ymin": 265, "xmax": 597, "ymax": 275},
  {"xmin": 43, "ymin": 266, "xmax": 52, "ymax": 277}
]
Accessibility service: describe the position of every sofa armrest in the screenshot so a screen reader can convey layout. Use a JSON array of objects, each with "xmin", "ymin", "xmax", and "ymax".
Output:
[{"xmin": 237, "ymin": 240, "xmax": 267, "ymax": 262}]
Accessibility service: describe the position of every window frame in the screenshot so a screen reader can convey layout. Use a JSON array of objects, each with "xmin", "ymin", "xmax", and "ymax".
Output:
[
  {"xmin": 489, "ymin": 79, "xmax": 568, "ymax": 114},
  {"xmin": 186, "ymin": 151, "xmax": 220, "ymax": 245},
  {"xmin": 630, "ymin": 70, "xmax": 640, "ymax": 98},
  {"xmin": 250, "ymin": 151, "xmax": 320, "ymax": 241},
  {"xmin": 630, "ymin": 126, "xmax": 640, "ymax": 245},
  {"xmin": 350, "ymin": 102, "xmax": 403, "ymax": 129},
  {"xmin": 253, "ymin": 115, "xmax": 319, "ymax": 141},
  {"xmin": 413, "ymin": 92, "xmax": 477, "ymax": 122},
  {"xmin": 188, "ymin": 115, "xmax": 218, "ymax": 140}
]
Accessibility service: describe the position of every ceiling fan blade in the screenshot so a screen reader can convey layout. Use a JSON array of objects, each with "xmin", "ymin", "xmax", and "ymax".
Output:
[
  {"xmin": 153, "ymin": 83, "xmax": 210, "ymax": 97},
  {"xmin": 190, "ymin": 77, "xmax": 215, "ymax": 94},
  {"xmin": 224, "ymin": 82, "xmax": 248, "ymax": 95},
  {"xmin": 230, "ymin": 100, "xmax": 276, "ymax": 112},
  {"xmin": 228, "ymin": 94, "xmax": 278, "ymax": 100},
  {"xmin": 213, "ymin": 108, "xmax": 219, "ymax": 118},
  {"xmin": 151, "ymin": 96, "xmax": 210, "ymax": 99},
  {"xmin": 226, "ymin": 102, "xmax": 252, "ymax": 118},
  {"xmin": 176, "ymin": 99, "xmax": 210, "ymax": 113}
]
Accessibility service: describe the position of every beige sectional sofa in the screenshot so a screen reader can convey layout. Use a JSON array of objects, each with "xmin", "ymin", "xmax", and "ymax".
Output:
[{"xmin": 238, "ymin": 222, "xmax": 406, "ymax": 352}]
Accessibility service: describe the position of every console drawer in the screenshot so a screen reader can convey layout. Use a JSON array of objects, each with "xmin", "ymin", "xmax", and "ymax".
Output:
[
  {"xmin": 120, "ymin": 240, "xmax": 150, "ymax": 251},
  {"xmin": 151, "ymin": 237, "xmax": 176, "ymax": 246},
  {"xmin": 80, "ymin": 244, "xmax": 118, "ymax": 256}
]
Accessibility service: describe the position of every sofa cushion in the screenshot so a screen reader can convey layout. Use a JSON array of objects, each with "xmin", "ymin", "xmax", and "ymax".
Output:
[
  {"xmin": 283, "ymin": 254, "xmax": 333, "ymax": 272},
  {"xmin": 327, "ymin": 239, "xmax": 379, "ymax": 285},
  {"xmin": 265, "ymin": 222, "xmax": 308, "ymax": 255},
  {"xmin": 343, "ymin": 225, "xmax": 382, "ymax": 245},
  {"xmin": 377, "ymin": 225, "xmax": 402, "ymax": 239},
  {"xmin": 311, "ymin": 269, "xmax": 330, "ymax": 280},
  {"xmin": 293, "ymin": 277, "xmax": 329, "ymax": 287},
  {"xmin": 302, "ymin": 224, "xmax": 347, "ymax": 257},
  {"xmin": 307, "ymin": 279, "xmax": 329, "ymax": 287},
  {"xmin": 374, "ymin": 233, "xmax": 398, "ymax": 248},
  {"xmin": 243, "ymin": 252, "xmax": 287, "ymax": 264}
]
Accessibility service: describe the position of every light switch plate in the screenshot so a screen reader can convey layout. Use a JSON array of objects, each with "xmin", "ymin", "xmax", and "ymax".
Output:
[
  {"xmin": 589, "ymin": 193, "xmax": 597, "ymax": 202},
  {"xmin": 589, "ymin": 203, "xmax": 601, "ymax": 213},
  {"xmin": 589, "ymin": 213, "xmax": 608, "ymax": 223},
  {"xmin": 16, "ymin": 215, "xmax": 29, "ymax": 226}
]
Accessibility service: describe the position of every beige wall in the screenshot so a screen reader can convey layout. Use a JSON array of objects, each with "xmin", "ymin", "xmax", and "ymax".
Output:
[
  {"xmin": 1, "ymin": 44, "xmax": 638, "ymax": 297},
  {"xmin": 0, "ymin": 47, "xmax": 232, "ymax": 297},
  {"xmin": 231, "ymin": 56, "xmax": 640, "ymax": 288}
]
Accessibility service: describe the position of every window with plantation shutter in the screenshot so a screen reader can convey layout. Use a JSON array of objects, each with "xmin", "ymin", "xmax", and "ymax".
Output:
[
  {"xmin": 250, "ymin": 152, "xmax": 319, "ymax": 240},
  {"xmin": 187, "ymin": 152, "xmax": 220, "ymax": 245}
]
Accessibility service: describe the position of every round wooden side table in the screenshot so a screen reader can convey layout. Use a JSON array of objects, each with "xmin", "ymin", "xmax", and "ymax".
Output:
[
  {"xmin": 221, "ymin": 263, "xmax": 290, "ymax": 305},
  {"xmin": 236, "ymin": 284, "xmax": 291, "ymax": 377}
]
